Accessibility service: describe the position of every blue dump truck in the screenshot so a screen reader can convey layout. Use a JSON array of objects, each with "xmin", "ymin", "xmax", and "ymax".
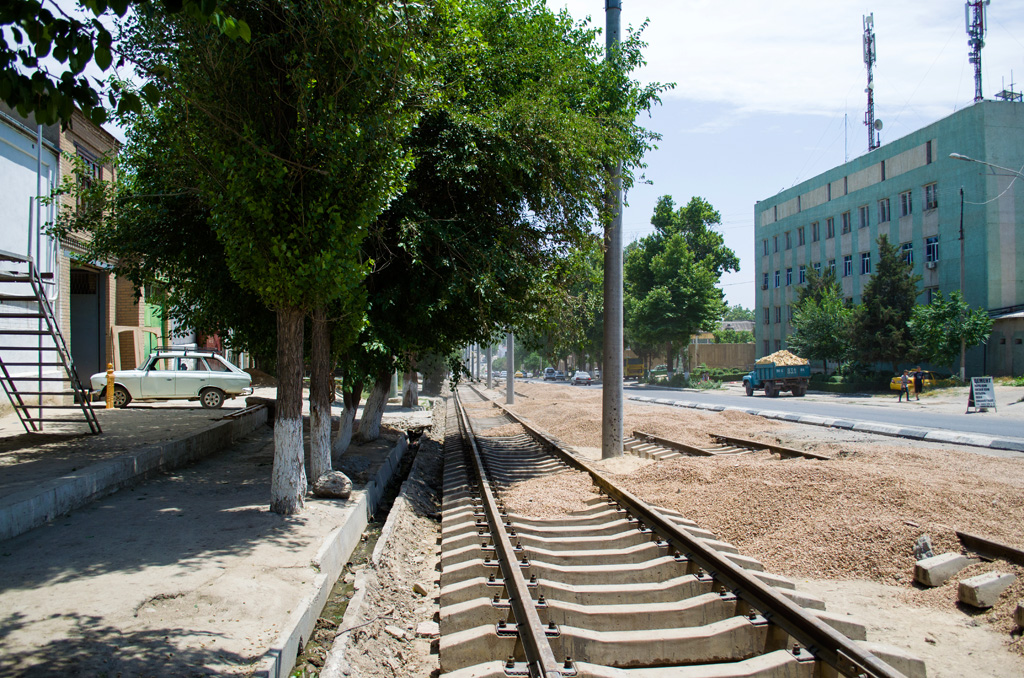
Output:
[{"xmin": 743, "ymin": 362, "xmax": 811, "ymax": 398}]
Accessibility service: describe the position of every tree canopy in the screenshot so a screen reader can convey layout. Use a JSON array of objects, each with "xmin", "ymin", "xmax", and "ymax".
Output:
[
  {"xmin": 909, "ymin": 291, "xmax": 993, "ymax": 371},
  {"xmin": 787, "ymin": 286, "xmax": 852, "ymax": 374}
]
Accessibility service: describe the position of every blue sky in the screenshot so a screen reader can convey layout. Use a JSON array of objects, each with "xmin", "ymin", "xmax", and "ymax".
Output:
[{"xmin": 553, "ymin": 0, "xmax": 1024, "ymax": 310}]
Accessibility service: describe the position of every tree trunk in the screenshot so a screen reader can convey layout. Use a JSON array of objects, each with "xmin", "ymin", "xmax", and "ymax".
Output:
[
  {"xmin": 333, "ymin": 380, "xmax": 363, "ymax": 463},
  {"xmin": 309, "ymin": 307, "xmax": 332, "ymax": 483},
  {"xmin": 666, "ymin": 342, "xmax": 674, "ymax": 375},
  {"xmin": 419, "ymin": 353, "xmax": 446, "ymax": 396},
  {"xmin": 402, "ymin": 355, "xmax": 419, "ymax": 408},
  {"xmin": 271, "ymin": 306, "xmax": 306, "ymax": 515},
  {"xmin": 356, "ymin": 374, "xmax": 390, "ymax": 442}
]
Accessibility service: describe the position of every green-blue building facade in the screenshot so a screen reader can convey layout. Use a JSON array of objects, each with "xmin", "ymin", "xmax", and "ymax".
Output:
[{"xmin": 754, "ymin": 100, "xmax": 1024, "ymax": 376}]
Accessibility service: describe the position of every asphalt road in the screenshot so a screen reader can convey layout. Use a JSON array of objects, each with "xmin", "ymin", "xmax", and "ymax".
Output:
[{"xmin": 517, "ymin": 378, "xmax": 1024, "ymax": 441}]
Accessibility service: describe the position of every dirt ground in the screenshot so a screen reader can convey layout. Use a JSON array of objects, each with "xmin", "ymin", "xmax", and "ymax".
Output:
[{"xmin": 473, "ymin": 381, "xmax": 1024, "ymax": 675}]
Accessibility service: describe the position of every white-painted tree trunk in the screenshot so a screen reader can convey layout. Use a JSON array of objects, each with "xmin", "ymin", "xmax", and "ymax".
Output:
[
  {"xmin": 270, "ymin": 307, "xmax": 306, "ymax": 515},
  {"xmin": 356, "ymin": 376, "xmax": 389, "ymax": 442},
  {"xmin": 309, "ymin": 308, "xmax": 332, "ymax": 482},
  {"xmin": 332, "ymin": 405, "xmax": 357, "ymax": 462},
  {"xmin": 402, "ymin": 367, "xmax": 418, "ymax": 408}
]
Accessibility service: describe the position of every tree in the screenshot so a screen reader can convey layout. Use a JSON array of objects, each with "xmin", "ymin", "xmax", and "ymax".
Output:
[
  {"xmin": 796, "ymin": 267, "xmax": 843, "ymax": 307},
  {"xmin": 850, "ymin": 235, "xmax": 922, "ymax": 372},
  {"xmin": 909, "ymin": 291, "xmax": 993, "ymax": 371},
  {"xmin": 713, "ymin": 328, "xmax": 753, "ymax": 344},
  {"xmin": 787, "ymin": 287, "xmax": 853, "ymax": 374},
  {"xmin": 722, "ymin": 304, "xmax": 754, "ymax": 322},
  {"xmin": 1, "ymin": 0, "xmax": 249, "ymax": 125},
  {"xmin": 624, "ymin": 196, "xmax": 736, "ymax": 374}
]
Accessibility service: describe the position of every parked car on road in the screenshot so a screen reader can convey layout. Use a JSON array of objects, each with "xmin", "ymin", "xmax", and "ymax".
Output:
[
  {"xmin": 571, "ymin": 371, "xmax": 592, "ymax": 385},
  {"xmin": 543, "ymin": 367, "xmax": 556, "ymax": 381},
  {"xmin": 889, "ymin": 370, "xmax": 944, "ymax": 391},
  {"xmin": 554, "ymin": 370, "xmax": 566, "ymax": 381},
  {"xmin": 91, "ymin": 346, "xmax": 252, "ymax": 409},
  {"xmin": 514, "ymin": 370, "xmax": 524, "ymax": 378}
]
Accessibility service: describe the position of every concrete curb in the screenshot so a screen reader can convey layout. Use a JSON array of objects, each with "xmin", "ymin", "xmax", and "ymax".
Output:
[
  {"xmin": 254, "ymin": 434, "xmax": 410, "ymax": 678},
  {"xmin": 627, "ymin": 395, "xmax": 1024, "ymax": 454},
  {"xmin": 0, "ymin": 406, "xmax": 268, "ymax": 542}
]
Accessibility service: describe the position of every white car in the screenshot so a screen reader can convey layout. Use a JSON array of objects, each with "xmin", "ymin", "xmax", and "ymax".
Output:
[{"xmin": 91, "ymin": 347, "xmax": 252, "ymax": 409}]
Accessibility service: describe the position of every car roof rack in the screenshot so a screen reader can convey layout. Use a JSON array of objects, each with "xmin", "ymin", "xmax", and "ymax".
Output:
[{"xmin": 154, "ymin": 344, "xmax": 223, "ymax": 356}]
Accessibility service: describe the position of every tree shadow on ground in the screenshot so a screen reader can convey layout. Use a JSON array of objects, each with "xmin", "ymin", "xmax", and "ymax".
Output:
[{"xmin": 0, "ymin": 610, "xmax": 255, "ymax": 677}]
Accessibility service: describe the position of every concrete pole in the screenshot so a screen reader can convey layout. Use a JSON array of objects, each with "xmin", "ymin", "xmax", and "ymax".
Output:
[
  {"xmin": 601, "ymin": 0, "xmax": 624, "ymax": 459},
  {"xmin": 389, "ymin": 370, "xmax": 398, "ymax": 398},
  {"xmin": 486, "ymin": 345, "xmax": 493, "ymax": 389},
  {"xmin": 476, "ymin": 343, "xmax": 482, "ymax": 381},
  {"xmin": 959, "ymin": 187, "xmax": 966, "ymax": 382},
  {"xmin": 506, "ymin": 333, "xmax": 515, "ymax": 405}
]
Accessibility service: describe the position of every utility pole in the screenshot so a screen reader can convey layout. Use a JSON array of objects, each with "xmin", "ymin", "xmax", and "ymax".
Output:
[
  {"xmin": 506, "ymin": 332, "xmax": 515, "ymax": 405},
  {"xmin": 486, "ymin": 345, "xmax": 492, "ymax": 389},
  {"xmin": 959, "ymin": 187, "xmax": 967, "ymax": 382},
  {"xmin": 602, "ymin": 0, "xmax": 624, "ymax": 459}
]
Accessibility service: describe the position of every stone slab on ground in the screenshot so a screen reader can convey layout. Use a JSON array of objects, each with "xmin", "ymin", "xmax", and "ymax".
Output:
[
  {"xmin": 958, "ymin": 571, "xmax": 1016, "ymax": 609},
  {"xmin": 0, "ymin": 425, "xmax": 406, "ymax": 678},
  {"xmin": 914, "ymin": 552, "xmax": 978, "ymax": 587}
]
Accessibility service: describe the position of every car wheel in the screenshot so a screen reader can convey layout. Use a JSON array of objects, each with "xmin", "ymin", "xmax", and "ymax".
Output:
[
  {"xmin": 112, "ymin": 385, "xmax": 132, "ymax": 409},
  {"xmin": 745, "ymin": 383, "xmax": 754, "ymax": 397},
  {"xmin": 200, "ymin": 387, "xmax": 225, "ymax": 409},
  {"xmin": 765, "ymin": 383, "xmax": 777, "ymax": 398}
]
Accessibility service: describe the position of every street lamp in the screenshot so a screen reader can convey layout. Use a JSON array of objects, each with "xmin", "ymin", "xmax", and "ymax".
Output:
[{"xmin": 948, "ymin": 152, "xmax": 1024, "ymax": 381}]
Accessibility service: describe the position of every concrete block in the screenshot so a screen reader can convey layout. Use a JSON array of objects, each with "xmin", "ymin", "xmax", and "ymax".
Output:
[
  {"xmin": 857, "ymin": 641, "xmax": 927, "ymax": 678},
  {"xmin": 958, "ymin": 571, "xmax": 1016, "ymax": 608},
  {"xmin": 811, "ymin": 609, "xmax": 866, "ymax": 640},
  {"xmin": 914, "ymin": 552, "xmax": 976, "ymax": 587},
  {"xmin": 1015, "ymin": 601, "xmax": 1024, "ymax": 628}
]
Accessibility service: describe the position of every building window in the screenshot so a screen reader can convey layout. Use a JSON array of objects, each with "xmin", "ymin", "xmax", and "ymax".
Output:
[
  {"xmin": 925, "ymin": 286, "xmax": 939, "ymax": 304},
  {"xmin": 775, "ymin": 340, "xmax": 782, "ymax": 352},
  {"xmin": 828, "ymin": 258, "xmax": 836, "ymax": 275},
  {"xmin": 826, "ymin": 217, "xmax": 835, "ymax": 239},
  {"xmin": 924, "ymin": 183, "xmax": 938, "ymax": 210},
  {"xmin": 762, "ymin": 239, "xmax": 769, "ymax": 256},
  {"xmin": 878, "ymin": 198, "xmax": 890, "ymax": 223},
  {"xmin": 925, "ymin": 236, "xmax": 939, "ymax": 263},
  {"xmin": 763, "ymin": 340, "xmax": 770, "ymax": 354},
  {"xmin": 775, "ymin": 306, "xmax": 782, "ymax": 323},
  {"xmin": 841, "ymin": 211, "xmax": 851, "ymax": 234},
  {"xmin": 858, "ymin": 205, "xmax": 869, "ymax": 229},
  {"xmin": 901, "ymin": 242, "xmax": 913, "ymax": 265},
  {"xmin": 762, "ymin": 272, "xmax": 769, "ymax": 289},
  {"xmin": 843, "ymin": 176, "xmax": 848, "ymax": 195},
  {"xmin": 827, "ymin": 183, "xmax": 832, "ymax": 201},
  {"xmin": 785, "ymin": 231, "xmax": 792, "ymax": 249},
  {"xmin": 797, "ymin": 227, "xmax": 805, "ymax": 246},
  {"xmin": 813, "ymin": 262, "xmax": 822, "ymax": 275},
  {"xmin": 797, "ymin": 195, "xmax": 802, "ymax": 212},
  {"xmin": 774, "ymin": 270, "xmax": 780, "ymax": 288},
  {"xmin": 843, "ymin": 255, "xmax": 852, "ymax": 277},
  {"xmin": 786, "ymin": 268, "xmax": 793, "ymax": 286},
  {"xmin": 763, "ymin": 307, "xmax": 770, "ymax": 325},
  {"xmin": 788, "ymin": 305, "xmax": 794, "ymax": 322},
  {"xmin": 926, "ymin": 140, "xmax": 933, "ymax": 164},
  {"xmin": 811, "ymin": 221, "xmax": 820, "ymax": 242},
  {"xmin": 799, "ymin": 265, "xmax": 806, "ymax": 284},
  {"xmin": 900, "ymin": 190, "xmax": 912, "ymax": 216},
  {"xmin": 773, "ymin": 235, "xmax": 779, "ymax": 253},
  {"xmin": 860, "ymin": 252, "xmax": 871, "ymax": 275},
  {"xmin": 881, "ymin": 159, "xmax": 886, "ymax": 181}
]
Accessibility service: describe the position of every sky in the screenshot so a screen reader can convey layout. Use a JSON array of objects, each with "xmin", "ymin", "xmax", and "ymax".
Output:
[{"xmin": 551, "ymin": 0, "xmax": 1024, "ymax": 310}]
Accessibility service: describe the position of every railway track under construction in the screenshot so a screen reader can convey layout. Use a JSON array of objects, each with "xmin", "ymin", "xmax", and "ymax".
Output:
[{"xmin": 437, "ymin": 385, "xmax": 924, "ymax": 678}]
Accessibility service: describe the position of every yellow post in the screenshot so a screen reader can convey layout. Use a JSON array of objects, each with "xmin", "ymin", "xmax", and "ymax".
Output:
[{"xmin": 105, "ymin": 363, "xmax": 115, "ymax": 409}]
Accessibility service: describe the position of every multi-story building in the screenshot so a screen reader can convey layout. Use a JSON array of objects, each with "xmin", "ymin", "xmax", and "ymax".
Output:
[{"xmin": 754, "ymin": 100, "xmax": 1024, "ymax": 377}]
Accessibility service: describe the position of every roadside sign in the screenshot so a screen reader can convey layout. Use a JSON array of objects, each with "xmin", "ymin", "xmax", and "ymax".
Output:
[{"xmin": 967, "ymin": 376, "xmax": 996, "ymax": 413}]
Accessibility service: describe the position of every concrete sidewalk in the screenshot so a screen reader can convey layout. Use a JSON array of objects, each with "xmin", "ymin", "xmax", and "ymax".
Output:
[{"xmin": 0, "ymin": 390, "xmax": 434, "ymax": 677}]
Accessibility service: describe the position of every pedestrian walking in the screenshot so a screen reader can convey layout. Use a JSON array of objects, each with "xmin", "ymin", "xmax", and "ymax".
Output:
[
  {"xmin": 913, "ymin": 368, "xmax": 923, "ymax": 401},
  {"xmin": 899, "ymin": 370, "xmax": 910, "ymax": 402}
]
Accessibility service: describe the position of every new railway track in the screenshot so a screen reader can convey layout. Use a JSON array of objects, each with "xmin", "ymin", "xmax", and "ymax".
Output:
[{"xmin": 437, "ymin": 385, "xmax": 923, "ymax": 678}]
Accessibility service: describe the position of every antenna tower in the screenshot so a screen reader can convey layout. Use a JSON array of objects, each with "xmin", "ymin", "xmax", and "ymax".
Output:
[
  {"xmin": 966, "ymin": 0, "xmax": 990, "ymax": 102},
  {"xmin": 863, "ymin": 13, "xmax": 880, "ymax": 151},
  {"xmin": 995, "ymin": 73, "xmax": 1023, "ymax": 102}
]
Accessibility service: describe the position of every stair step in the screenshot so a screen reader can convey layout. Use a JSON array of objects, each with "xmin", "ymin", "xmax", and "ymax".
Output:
[
  {"xmin": 9, "ymin": 390, "xmax": 83, "ymax": 397},
  {"xmin": 4, "ymin": 377, "xmax": 72, "ymax": 382},
  {"xmin": 0, "ymin": 346, "xmax": 60, "ymax": 351},
  {"xmin": 0, "ymin": 313, "xmax": 45, "ymax": 319},
  {"xmin": 0, "ymin": 329, "xmax": 50, "ymax": 335},
  {"xmin": 0, "ymin": 295, "xmax": 40, "ymax": 303},
  {"xmin": 12, "ymin": 404, "xmax": 98, "ymax": 409},
  {"xmin": 2, "ymin": 362, "xmax": 67, "ymax": 367}
]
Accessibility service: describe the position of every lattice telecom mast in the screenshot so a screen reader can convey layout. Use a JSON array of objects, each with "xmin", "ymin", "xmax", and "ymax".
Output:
[
  {"xmin": 863, "ymin": 13, "xmax": 881, "ymax": 151},
  {"xmin": 966, "ymin": 0, "xmax": 990, "ymax": 102}
]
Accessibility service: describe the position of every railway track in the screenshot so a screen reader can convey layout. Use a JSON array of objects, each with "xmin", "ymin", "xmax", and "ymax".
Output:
[{"xmin": 438, "ymin": 386, "xmax": 924, "ymax": 678}]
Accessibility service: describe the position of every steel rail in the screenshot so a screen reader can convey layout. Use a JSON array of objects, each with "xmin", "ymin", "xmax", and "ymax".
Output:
[
  {"xmin": 712, "ymin": 433, "xmax": 831, "ymax": 461},
  {"xmin": 478, "ymin": 388, "xmax": 906, "ymax": 678},
  {"xmin": 453, "ymin": 390, "xmax": 563, "ymax": 678}
]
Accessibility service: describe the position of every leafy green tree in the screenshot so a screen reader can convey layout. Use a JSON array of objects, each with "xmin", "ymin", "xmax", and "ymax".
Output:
[
  {"xmin": 722, "ymin": 304, "xmax": 754, "ymax": 322},
  {"xmin": 624, "ymin": 196, "xmax": 736, "ymax": 373},
  {"xmin": 1, "ymin": 0, "xmax": 249, "ymax": 125},
  {"xmin": 787, "ymin": 287, "xmax": 853, "ymax": 374},
  {"xmin": 796, "ymin": 267, "xmax": 843, "ymax": 307},
  {"xmin": 713, "ymin": 328, "xmax": 754, "ymax": 344},
  {"xmin": 850, "ymin": 235, "xmax": 922, "ymax": 373},
  {"xmin": 909, "ymin": 291, "xmax": 993, "ymax": 371}
]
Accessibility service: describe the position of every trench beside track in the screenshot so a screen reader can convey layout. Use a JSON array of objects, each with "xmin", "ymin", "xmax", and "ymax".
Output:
[{"xmin": 437, "ymin": 385, "xmax": 919, "ymax": 678}]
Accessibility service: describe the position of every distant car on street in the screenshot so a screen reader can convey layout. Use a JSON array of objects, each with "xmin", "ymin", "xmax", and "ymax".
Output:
[
  {"xmin": 889, "ymin": 370, "xmax": 945, "ymax": 391},
  {"xmin": 554, "ymin": 370, "xmax": 566, "ymax": 381},
  {"xmin": 543, "ymin": 367, "xmax": 556, "ymax": 381},
  {"xmin": 515, "ymin": 370, "xmax": 524, "ymax": 378},
  {"xmin": 570, "ymin": 371, "xmax": 592, "ymax": 385},
  {"xmin": 90, "ymin": 345, "xmax": 252, "ymax": 409}
]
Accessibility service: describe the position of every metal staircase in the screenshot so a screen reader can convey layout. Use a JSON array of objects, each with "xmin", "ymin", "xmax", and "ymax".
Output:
[{"xmin": 0, "ymin": 249, "xmax": 101, "ymax": 434}]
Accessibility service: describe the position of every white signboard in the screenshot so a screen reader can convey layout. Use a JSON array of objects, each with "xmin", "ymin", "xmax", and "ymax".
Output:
[{"xmin": 967, "ymin": 376, "xmax": 996, "ymax": 412}]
